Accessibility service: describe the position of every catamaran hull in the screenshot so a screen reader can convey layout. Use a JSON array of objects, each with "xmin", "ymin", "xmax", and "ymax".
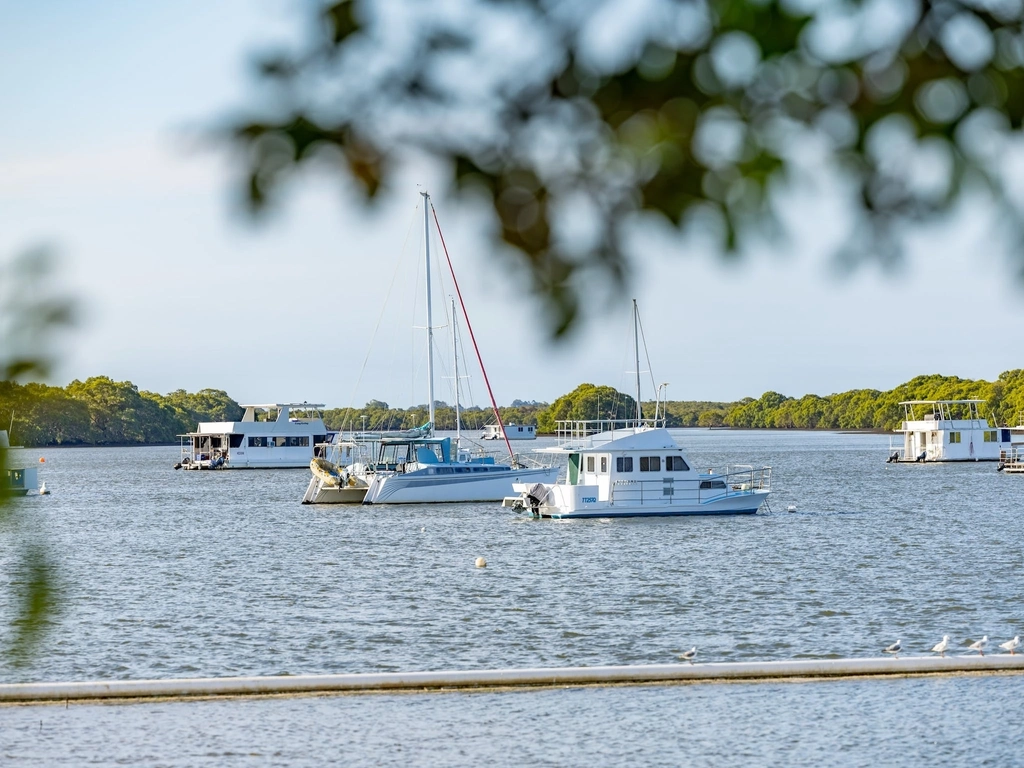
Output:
[{"xmin": 362, "ymin": 466, "xmax": 559, "ymax": 504}]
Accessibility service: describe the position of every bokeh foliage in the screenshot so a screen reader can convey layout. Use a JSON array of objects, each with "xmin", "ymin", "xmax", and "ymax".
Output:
[
  {"xmin": 1, "ymin": 247, "xmax": 75, "ymax": 664},
  {"xmin": 227, "ymin": 0, "xmax": 1024, "ymax": 336}
]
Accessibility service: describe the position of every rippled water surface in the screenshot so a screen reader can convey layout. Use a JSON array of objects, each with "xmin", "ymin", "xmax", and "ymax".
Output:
[{"xmin": 3, "ymin": 431, "xmax": 1024, "ymax": 764}]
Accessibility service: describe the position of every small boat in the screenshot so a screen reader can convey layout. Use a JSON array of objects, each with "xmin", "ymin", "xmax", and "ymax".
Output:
[
  {"xmin": 303, "ymin": 451, "xmax": 372, "ymax": 503},
  {"xmin": 177, "ymin": 403, "xmax": 332, "ymax": 470},
  {"xmin": 887, "ymin": 400, "xmax": 1012, "ymax": 462},
  {"xmin": 482, "ymin": 423, "xmax": 536, "ymax": 440},
  {"xmin": 2, "ymin": 430, "xmax": 39, "ymax": 496},
  {"xmin": 502, "ymin": 301, "xmax": 771, "ymax": 519}
]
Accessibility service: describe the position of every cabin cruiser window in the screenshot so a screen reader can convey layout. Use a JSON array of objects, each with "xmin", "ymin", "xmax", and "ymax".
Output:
[
  {"xmin": 600, "ymin": 456, "xmax": 607, "ymax": 473},
  {"xmin": 666, "ymin": 456, "xmax": 690, "ymax": 471},
  {"xmin": 949, "ymin": 432, "xmax": 961, "ymax": 444},
  {"xmin": 640, "ymin": 456, "xmax": 661, "ymax": 472},
  {"xmin": 248, "ymin": 436, "xmax": 269, "ymax": 447},
  {"xmin": 616, "ymin": 456, "xmax": 634, "ymax": 472},
  {"xmin": 587, "ymin": 456, "xmax": 595, "ymax": 472},
  {"xmin": 380, "ymin": 443, "xmax": 410, "ymax": 466}
]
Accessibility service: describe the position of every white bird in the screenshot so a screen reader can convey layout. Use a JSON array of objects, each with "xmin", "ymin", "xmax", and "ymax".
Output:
[
  {"xmin": 39, "ymin": 482, "xmax": 49, "ymax": 495},
  {"xmin": 968, "ymin": 635, "xmax": 989, "ymax": 656},
  {"xmin": 679, "ymin": 647, "xmax": 697, "ymax": 664},
  {"xmin": 884, "ymin": 639, "xmax": 902, "ymax": 658},
  {"xmin": 932, "ymin": 635, "xmax": 951, "ymax": 657},
  {"xmin": 1000, "ymin": 636, "xmax": 1020, "ymax": 655}
]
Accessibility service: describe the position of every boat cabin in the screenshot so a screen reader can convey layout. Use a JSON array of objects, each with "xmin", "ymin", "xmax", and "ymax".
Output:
[
  {"xmin": 481, "ymin": 423, "xmax": 536, "ymax": 440},
  {"xmin": 371, "ymin": 436, "xmax": 498, "ymax": 473},
  {"xmin": 890, "ymin": 400, "xmax": 1011, "ymax": 462},
  {"xmin": 178, "ymin": 403, "xmax": 331, "ymax": 469}
]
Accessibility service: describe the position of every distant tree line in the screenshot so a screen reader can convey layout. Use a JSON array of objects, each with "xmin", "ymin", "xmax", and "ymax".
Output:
[
  {"xmin": 4, "ymin": 371, "xmax": 1023, "ymax": 447},
  {"xmin": 0, "ymin": 377, "xmax": 240, "ymax": 446}
]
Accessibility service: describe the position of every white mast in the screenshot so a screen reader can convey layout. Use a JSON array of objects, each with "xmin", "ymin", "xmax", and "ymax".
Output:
[
  {"xmin": 422, "ymin": 191, "xmax": 436, "ymax": 434},
  {"xmin": 451, "ymin": 297, "xmax": 461, "ymax": 446},
  {"xmin": 633, "ymin": 298, "xmax": 642, "ymax": 423}
]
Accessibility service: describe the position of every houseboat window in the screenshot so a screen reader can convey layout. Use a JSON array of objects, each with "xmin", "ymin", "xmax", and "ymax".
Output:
[
  {"xmin": 1002, "ymin": 429, "xmax": 1012, "ymax": 442},
  {"xmin": 274, "ymin": 436, "xmax": 310, "ymax": 447},
  {"xmin": 600, "ymin": 456, "xmax": 607, "ymax": 473},
  {"xmin": 640, "ymin": 456, "xmax": 662, "ymax": 472},
  {"xmin": 616, "ymin": 456, "xmax": 634, "ymax": 472},
  {"xmin": 949, "ymin": 432, "xmax": 961, "ymax": 444},
  {"xmin": 229, "ymin": 434, "xmax": 244, "ymax": 448},
  {"xmin": 666, "ymin": 456, "xmax": 690, "ymax": 471},
  {"xmin": 984, "ymin": 431, "xmax": 997, "ymax": 442},
  {"xmin": 586, "ymin": 456, "xmax": 595, "ymax": 472},
  {"xmin": 248, "ymin": 436, "xmax": 269, "ymax": 447}
]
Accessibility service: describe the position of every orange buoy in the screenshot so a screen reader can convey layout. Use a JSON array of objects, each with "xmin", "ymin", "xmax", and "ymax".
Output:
[{"xmin": 39, "ymin": 457, "xmax": 45, "ymax": 463}]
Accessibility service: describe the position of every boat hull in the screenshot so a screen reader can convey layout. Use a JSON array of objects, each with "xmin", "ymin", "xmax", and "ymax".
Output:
[{"xmin": 363, "ymin": 465, "xmax": 559, "ymax": 504}]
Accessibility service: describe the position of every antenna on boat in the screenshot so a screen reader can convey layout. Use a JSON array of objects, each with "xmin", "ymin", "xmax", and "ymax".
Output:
[
  {"xmin": 451, "ymin": 296, "xmax": 461, "ymax": 447},
  {"xmin": 421, "ymin": 191, "xmax": 436, "ymax": 436},
  {"xmin": 633, "ymin": 299, "xmax": 642, "ymax": 424}
]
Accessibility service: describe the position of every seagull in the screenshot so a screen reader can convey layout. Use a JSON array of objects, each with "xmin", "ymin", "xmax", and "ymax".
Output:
[
  {"xmin": 932, "ymin": 635, "xmax": 951, "ymax": 657},
  {"xmin": 1000, "ymin": 636, "xmax": 1020, "ymax": 655},
  {"xmin": 884, "ymin": 639, "xmax": 902, "ymax": 658},
  {"xmin": 679, "ymin": 647, "xmax": 697, "ymax": 664},
  {"xmin": 968, "ymin": 635, "xmax": 989, "ymax": 656}
]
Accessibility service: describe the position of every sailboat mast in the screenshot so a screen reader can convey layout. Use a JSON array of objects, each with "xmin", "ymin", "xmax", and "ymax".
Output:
[
  {"xmin": 451, "ymin": 297, "xmax": 461, "ymax": 446},
  {"xmin": 422, "ymin": 191, "xmax": 436, "ymax": 434},
  {"xmin": 633, "ymin": 298, "xmax": 642, "ymax": 423}
]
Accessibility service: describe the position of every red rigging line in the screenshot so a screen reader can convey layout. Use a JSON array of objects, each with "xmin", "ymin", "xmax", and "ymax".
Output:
[{"xmin": 430, "ymin": 203, "xmax": 516, "ymax": 464}]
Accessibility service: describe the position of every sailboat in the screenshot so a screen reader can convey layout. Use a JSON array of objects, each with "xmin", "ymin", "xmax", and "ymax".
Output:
[
  {"xmin": 302, "ymin": 191, "xmax": 559, "ymax": 505},
  {"xmin": 502, "ymin": 301, "xmax": 772, "ymax": 518}
]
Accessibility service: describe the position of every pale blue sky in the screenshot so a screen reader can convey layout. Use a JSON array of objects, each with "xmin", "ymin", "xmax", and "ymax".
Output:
[{"xmin": 2, "ymin": 1, "xmax": 1023, "ymax": 408}]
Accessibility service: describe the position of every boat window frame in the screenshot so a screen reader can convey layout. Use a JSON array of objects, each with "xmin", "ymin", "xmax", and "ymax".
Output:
[
  {"xmin": 949, "ymin": 432, "xmax": 961, "ymax": 444},
  {"xmin": 616, "ymin": 456, "xmax": 634, "ymax": 473},
  {"xmin": 640, "ymin": 456, "xmax": 662, "ymax": 472},
  {"xmin": 666, "ymin": 456, "xmax": 690, "ymax": 472}
]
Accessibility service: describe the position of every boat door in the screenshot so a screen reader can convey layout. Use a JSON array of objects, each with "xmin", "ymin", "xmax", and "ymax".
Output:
[{"xmin": 568, "ymin": 453, "xmax": 580, "ymax": 485}]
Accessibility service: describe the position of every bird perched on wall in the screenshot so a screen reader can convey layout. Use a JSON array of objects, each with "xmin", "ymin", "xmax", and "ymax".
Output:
[
  {"xmin": 884, "ymin": 639, "xmax": 902, "ymax": 658},
  {"xmin": 679, "ymin": 647, "xmax": 697, "ymax": 664},
  {"xmin": 931, "ymin": 636, "xmax": 950, "ymax": 657},
  {"xmin": 968, "ymin": 636, "xmax": 988, "ymax": 656},
  {"xmin": 1000, "ymin": 636, "xmax": 1020, "ymax": 655}
]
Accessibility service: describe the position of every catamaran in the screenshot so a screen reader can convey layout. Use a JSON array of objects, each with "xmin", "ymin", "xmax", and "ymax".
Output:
[
  {"xmin": 502, "ymin": 301, "xmax": 772, "ymax": 519},
  {"xmin": 302, "ymin": 192, "xmax": 558, "ymax": 504}
]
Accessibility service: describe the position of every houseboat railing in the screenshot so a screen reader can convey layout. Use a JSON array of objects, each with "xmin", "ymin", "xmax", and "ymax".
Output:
[
  {"xmin": 554, "ymin": 419, "xmax": 665, "ymax": 450},
  {"xmin": 609, "ymin": 466, "xmax": 771, "ymax": 505}
]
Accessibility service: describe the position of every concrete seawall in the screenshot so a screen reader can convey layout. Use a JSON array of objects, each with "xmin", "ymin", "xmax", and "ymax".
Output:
[{"xmin": 3, "ymin": 655, "xmax": 1023, "ymax": 704}]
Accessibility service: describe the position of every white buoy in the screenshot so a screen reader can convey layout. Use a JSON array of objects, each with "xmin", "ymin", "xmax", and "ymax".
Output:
[
  {"xmin": 475, "ymin": 557, "xmax": 487, "ymax": 568},
  {"xmin": 787, "ymin": 505, "xmax": 796, "ymax": 513}
]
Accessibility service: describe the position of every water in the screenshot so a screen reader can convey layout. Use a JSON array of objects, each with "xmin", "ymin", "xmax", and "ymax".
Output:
[{"xmin": 3, "ymin": 431, "xmax": 1023, "ymax": 765}]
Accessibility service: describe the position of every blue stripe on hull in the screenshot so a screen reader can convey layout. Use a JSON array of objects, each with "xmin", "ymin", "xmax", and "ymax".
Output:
[{"xmin": 545, "ymin": 508, "xmax": 761, "ymax": 519}]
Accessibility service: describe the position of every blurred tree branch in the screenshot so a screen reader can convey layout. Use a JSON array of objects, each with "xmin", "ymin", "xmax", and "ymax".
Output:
[
  {"xmin": 225, "ymin": 0, "xmax": 1024, "ymax": 335},
  {"xmin": 1, "ymin": 246, "xmax": 75, "ymax": 664}
]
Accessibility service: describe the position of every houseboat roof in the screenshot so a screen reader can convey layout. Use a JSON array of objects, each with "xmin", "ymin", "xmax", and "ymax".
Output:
[
  {"xmin": 240, "ymin": 403, "xmax": 326, "ymax": 409},
  {"xmin": 899, "ymin": 399, "xmax": 986, "ymax": 406}
]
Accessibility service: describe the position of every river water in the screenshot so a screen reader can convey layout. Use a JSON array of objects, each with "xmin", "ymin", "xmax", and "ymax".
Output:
[{"xmin": 2, "ymin": 431, "xmax": 1023, "ymax": 765}]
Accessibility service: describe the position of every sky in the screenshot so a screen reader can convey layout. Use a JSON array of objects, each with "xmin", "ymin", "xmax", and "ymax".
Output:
[{"xmin": 2, "ymin": 0, "xmax": 1023, "ymax": 410}]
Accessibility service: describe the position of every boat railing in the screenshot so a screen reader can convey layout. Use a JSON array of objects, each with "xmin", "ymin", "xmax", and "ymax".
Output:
[
  {"xmin": 554, "ymin": 418, "xmax": 665, "ymax": 450},
  {"xmin": 609, "ymin": 466, "xmax": 771, "ymax": 506}
]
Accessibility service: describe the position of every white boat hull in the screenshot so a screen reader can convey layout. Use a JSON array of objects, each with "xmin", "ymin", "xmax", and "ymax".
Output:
[
  {"xmin": 302, "ymin": 476, "xmax": 369, "ymax": 504},
  {"xmin": 509, "ymin": 481, "xmax": 768, "ymax": 519},
  {"xmin": 363, "ymin": 465, "xmax": 559, "ymax": 504}
]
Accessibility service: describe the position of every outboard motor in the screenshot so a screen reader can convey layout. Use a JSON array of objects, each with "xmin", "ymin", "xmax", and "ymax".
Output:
[{"xmin": 525, "ymin": 482, "xmax": 549, "ymax": 517}]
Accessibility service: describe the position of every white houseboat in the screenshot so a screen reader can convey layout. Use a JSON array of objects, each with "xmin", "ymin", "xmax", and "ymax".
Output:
[
  {"xmin": 503, "ymin": 419, "xmax": 771, "ymax": 518},
  {"xmin": 887, "ymin": 400, "xmax": 1012, "ymax": 462},
  {"xmin": 481, "ymin": 423, "xmax": 536, "ymax": 440},
  {"xmin": 177, "ymin": 403, "xmax": 331, "ymax": 470}
]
